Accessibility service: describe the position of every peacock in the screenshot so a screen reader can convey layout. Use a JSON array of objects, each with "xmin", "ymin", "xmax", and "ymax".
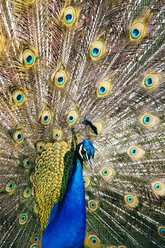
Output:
[{"xmin": 0, "ymin": 0, "xmax": 165, "ymax": 247}]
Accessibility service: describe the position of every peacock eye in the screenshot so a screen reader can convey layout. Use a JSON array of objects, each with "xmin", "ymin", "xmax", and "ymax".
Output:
[
  {"xmin": 92, "ymin": 48, "xmax": 100, "ymax": 57},
  {"xmin": 130, "ymin": 23, "xmax": 145, "ymax": 41},
  {"xmin": 83, "ymin": 177, "xmax": 91, "ymax": 190},
  {"xmin": 151, "ymin": 181, "xmax": 165, "ymax": 196},
  {"xmin": 131, "ymin": 28, "xmax": 140, "ymax": 38},
  {"xmin": 92, "ymin": 238, "xmax": 96, "ymax": 243},
  {"xmin": 103, "ymin": 169, "xmax": 107, "ymax": 175},
  {"xmin": 160, "ymin": 228, "xmax": 165, "ymax": 235},
  {"xmin": 22, "ymin": 48, "xmax": 36, "ymax": 68},
  {"xmin": 66, "ymin": 109, "xmax": 79, "ymax": 125},
  {"xmin": 158, "ymin": 226, "xmax": 165, "ymax": 237},
  {"xmin": 34, "ymin": 237, "xmax": 38, "ymax": 242},
  {"xmin": 36, "ymin": 141, "xmax": 45, "ymax": 153},
  {"xmin": 155, "ymin": 183, "xmax": 161, "ymax": 190},
  {"xmin": 26, "ymin": 55, "xmax": 33, "ymax": 64},
  {"xmin": 97, "ymin": 79, "xmax": 112, "ymax": 98},
  {"xmin": 127, "ymin": 196, "xmax": 133, "ymax": 202},
  {"xmin": 124, "ymin": 194, "xmax": 139, "ymax": 208},
  {"xmin": 130, "ymin": 147, "xmax": 136, "ymax": 155},
  {"xmin": 100, "ymin": 167, "xmax": 116, "ymax": 180},
  {"xmin": 53, "ymin": 128, "xmax": 63, "ymax": 141},
  {"xmin": 19, "ymin": 213, "xmax": 28, "ymax": 224},
  {"xmin": 88, "ymin": 200, "xmax": 98, "ymax": 211},
  {"xmin": 5, "ymin": 180, "xmax": 16, "ymax": 193},
  {"xmin": 10, "ymin": 183, "xmax": 14, "ymax": 189},
  {"xmin": 65, "ymin": 14, "xmax": 73, "ymax": 23},
  {"xmin": 143, "ymin": 115, "xmax": 150, "ymax": 124},
  {"xmin": 17, "ymin": 133, "xmax": 22, "ymax": 140},
  {"xmin": 40, "ymin": 109, "xmax": 53, "ymax": 125},
  {"xmin": 23, "ymin": 158, "xmax": 31, "ymax": 169},
  {"xmin": 88, "ymin": 235, "xmax": 100, "ymax": 246},
  {"xmin": 69, "ymin": 116, "xmax": 73, "ymax": 122},
  {"xmin": 127, "ymin": 145, "xmax": 145, "ymax": 160},
  {"xmin": 99, "ymin": 86, "xmax": 105, "ymax": 94},
  {"xmin": 30, "ymin": 234, "xmax": 40, "ymax": 245},
  {"xmin": 63, "ymin": 6, "xmax": 77, "ymax": 27},
  {"xmin": 90, "ymin": 40, "xmax": 106, "ymax": 61},
  {"xmin": 67, "ymin": 137, "xmax": 76, "ymax": 149},
  {"xmin": 23, "ymin": 187, "xmax": 31, "ymax": 198},
  {"xmin": 57, "ymin": 77, "xmax": 64, "ymax": 85},
  {"xmin": 140, "ymin": 113, "xmax": 160, "ymax": 129},
  {"xmin": 30, "ymin": 245, "xmax": 38, "ymax": 248},
  {"xmin": 16, "ymin": 93, "xmax": 23, "ymax": 102},
  {"xmin": 145, "ymin": 77, "xmax": 152, "ymax": 87},
  {"xmin": 11, "ymin": 89, "xmax": 26, "ymax": 107},
  {"xmin": 53, "ymin": 69, "xmax": 69, "ymax": 88},
  {"xmin": 13, "ymin": 129, "xmax": 24, "ymax": 144},
  {"xmin": 142, "ymin": 73, "xmax": 161, "ymax": 92}
]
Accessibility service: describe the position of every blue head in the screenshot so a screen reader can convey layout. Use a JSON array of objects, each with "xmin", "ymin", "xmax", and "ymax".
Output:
[{"xmin": 77, "ymin": 139, "xmax": 95, "ymax": 166}]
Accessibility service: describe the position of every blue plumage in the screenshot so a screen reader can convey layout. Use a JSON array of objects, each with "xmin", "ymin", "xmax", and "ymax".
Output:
[
  {"xmin": 0, "ymin": 1, "xmax": 164, "ymax": 248},
  {"xmin": 42, "ymin": 141, "xmax": 95, "ymax": 248}
]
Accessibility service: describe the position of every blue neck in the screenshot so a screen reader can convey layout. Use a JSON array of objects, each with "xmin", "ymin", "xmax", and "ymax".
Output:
[{"xmin": 42, "ymin": 159, "xmax": 86, "ymax": 248}]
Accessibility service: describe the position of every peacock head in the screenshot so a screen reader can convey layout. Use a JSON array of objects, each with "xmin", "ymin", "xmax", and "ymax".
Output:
[{"xmin": 76, "ymin": 139, "xmax": 95, "ymax": 168}]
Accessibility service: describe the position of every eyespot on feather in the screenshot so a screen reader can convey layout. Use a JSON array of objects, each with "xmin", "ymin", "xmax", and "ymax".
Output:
[
  {"xmin": 139, "ymin": 113, "xmax": 160, "ymax": 129},
  {"xmin": 127, "ymin": 145, "xmax": 145, "ymax": 160},
  {"xmin": 23, "ymin": 158, "xmax": 31, "ymax": 169},
  {"xmin": 66, "ymin": 109, "xmax": 79, "ymax": 125},
  {"xmin": 63, "ymin": 6, "xmax": 78, "ymax": 27},
  {"xmin": 30, "ymin": 244, "xmax": 38, "ymax": 248},
  {"xmin": 53, "ymin": 128, "xmax": 63, "ymax": 140},
  {"xmin": 142, "ymin": 72, "xmax": 161, "ymax": 92},
  {"xmin": 129, "ymin": 7, "xmax": 152, "ymax": 42},
  {"xmin": 22, "ymin": 47, "xmax": 37, "ymax": 68},
  {"xmin": 83, "ymin": 177, "xmax": 90, "ymax": 188},
  {"xmin": 151, "ymin": 181, "xmax": 165, "ymax": 196},
  {"xmin": 88, "ymin": 200, "xmax": 99, "ymax": 211},
  {"xmin": 36, "ymin": 141, "xmax": 45, "ymax": 153},
  {"xmin": 100, "ymin": 167, "xmax": 117, "ymax": 180},
  {"xmin": 67, "ymin": 137, "xmax": 76, "ymax": 148},
  {"xmin": 12, "ymin": 128, "xmax": 25, "ymax": 144},
  {"xmin": 10, "ymin": 88, "xmax": 26, "ymax": 107},
  {"xmin": 124, "ymin": 194, "xmax": 139, "ymax": 208},
  {"xmin": 30, "ymin": 234, "xmax": 40, "ymax": 244},
  {"xmin": 19, "ymin": 213, "xmax": 28, "ymax": 225},
  {"xmin": 130, "ymin": 23, "xmax": 145, "ymax": 41},
  {"xmin": 158, "ymin": 226, "xmax": 165, "ymax": 238},
  {"xmin": 88, "ymin": 234, "xmax": 100, "ymax": 247},
  {"xmin": 89, "ymin": 40, "xmax": 106, "ymax": 61},
  {"xmin": 5, "ymin": 180, "xmax": 16, "ymax": 193},
  {"xmin": 67, "ymin": 136, "xmax": 82, "ymax": 149},
  {"xmin": 40, "ymin": 108, "xmax": 53, "ymax": 125},
  {"xmin": 53, "ymin": 69, "xmax": 70, "ymax": 88},
  {"xmin": 23, "ymin": 187, "xmax": 31, "ymax": 198},
  {"xmin": 97, "ymin": 79, "xmax": 112, "ymax": 98}
]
